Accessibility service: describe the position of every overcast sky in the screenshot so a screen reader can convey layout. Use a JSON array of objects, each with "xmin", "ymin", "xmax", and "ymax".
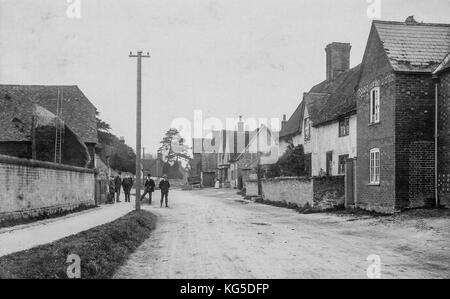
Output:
[{"xmin": 1, "ymin": 0, "xmax": 449, "ymax": 155}]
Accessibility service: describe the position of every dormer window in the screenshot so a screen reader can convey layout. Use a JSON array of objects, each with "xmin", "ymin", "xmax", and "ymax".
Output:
[{"xmin": 370, "ymin": 87, "xmax": 380, "ymax": 124}]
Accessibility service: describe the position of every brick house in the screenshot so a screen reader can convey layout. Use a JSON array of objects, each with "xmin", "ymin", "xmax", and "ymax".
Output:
[
  {"xmin": 192, "ymin": 138, "xmax": 219, "ymax": 187},
  {"xmin": 0, "ymin": 85, "xmax": 98, "ymax": 168},
  {"xmin": 435, "ymin": 53, "xmax": 450, "ymax": 207},
  {"xmin": 355, "ymin": 17, "xmax": 450, "ymax": 213},
  {"xmin": 279, "ymin": 42, "xmax": 360, "ymax": 177}
]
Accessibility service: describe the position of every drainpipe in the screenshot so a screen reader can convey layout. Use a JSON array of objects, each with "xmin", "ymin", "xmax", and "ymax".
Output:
[{"xmin": 435, "ymin": 81, "xmax": 439, "ymax": 209}]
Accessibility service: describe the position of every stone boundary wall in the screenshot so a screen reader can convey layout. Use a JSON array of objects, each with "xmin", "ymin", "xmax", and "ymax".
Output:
[
  {"xmin": 246, "ymin": 176, "xmax": 345, "ymax": 210},
  {"xmin": 0, "ymin": 154, "xmax": 95, "ymax": 222}
]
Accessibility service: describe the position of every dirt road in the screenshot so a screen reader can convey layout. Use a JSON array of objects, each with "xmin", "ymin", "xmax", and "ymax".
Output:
[{"xmin": 114, "ymin": 189, "xmax": 450, "ymax": 279}]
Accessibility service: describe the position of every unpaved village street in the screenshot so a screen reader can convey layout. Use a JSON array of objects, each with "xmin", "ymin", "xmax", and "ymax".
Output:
[{"xmin": 114, "ymin": 189, "xmax": 450, "ymax": 279}]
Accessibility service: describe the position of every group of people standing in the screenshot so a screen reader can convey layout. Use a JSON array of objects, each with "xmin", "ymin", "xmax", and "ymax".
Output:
[
  {"xmin": 140, "ymin": 174, "xmax": 171, "ymax": 207},
  {"xmin": 108, "ymin": 172, "xmax": 134, "ymax": 203},
  {"xmin": 108, "ymin": 172, "xmax": 171, "ymax": 207}
]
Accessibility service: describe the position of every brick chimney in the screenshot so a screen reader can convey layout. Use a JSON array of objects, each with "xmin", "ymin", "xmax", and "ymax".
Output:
[
  {"xmin": 325, "ymin": 42, "xmax": 351, "ymax": 81},
  {"xmin": 405, "ymin": 16, "xmax": 418, "ymax": 25},
  {"xmin": 281, "ymin": 114, "xmax": 288, "ymax": 130},
  {"xmin": 238, "ymin": 116, "xmax": 244, "ymax": 132}
]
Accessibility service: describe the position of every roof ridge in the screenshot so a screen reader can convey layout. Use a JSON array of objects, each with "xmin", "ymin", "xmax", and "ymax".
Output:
[
  {"xmin": 309, "ymin": 63, "xmax": 362, "ymax": 93},
  {"xmin": 434, "ymin": 52, "xmax": 450, "ymax": 74},
  {"xmin": 373, "ymin": 19, "xmax": 450, "ymax": 27},
  {"xmin": 0, "ymin": 84, "xmax": 79, "ymax": 88}
]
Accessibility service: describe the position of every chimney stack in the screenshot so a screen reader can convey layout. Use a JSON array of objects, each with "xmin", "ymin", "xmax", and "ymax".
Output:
[
  {"xmin": 325, "ymin": 42, "xmax": 351, "ymax": 81},
  {"xmin": 281, "ymin": 114, "xmax": 288, "ymax": 130},
  {"xmin": 238, "ymin": 115, "xmax": 244, "ymax": 132}
]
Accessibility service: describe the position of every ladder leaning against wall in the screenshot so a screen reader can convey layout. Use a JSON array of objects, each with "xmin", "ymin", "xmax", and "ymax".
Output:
[{"xmin": 54, "ymin": 87, "xmax": 65, "ymax": 164}]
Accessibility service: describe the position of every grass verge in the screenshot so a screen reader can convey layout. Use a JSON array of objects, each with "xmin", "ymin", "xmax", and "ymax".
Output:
[
  {"xmin": 0, "ymin": 204, "xmax": 97, "ymax": 229},
  {"xmin": 0, "ymin": 210, "xmax": 156, "ymax": 279}
]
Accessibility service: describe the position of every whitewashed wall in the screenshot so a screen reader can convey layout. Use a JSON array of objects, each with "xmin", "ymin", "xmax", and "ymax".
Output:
[{"xmin": 279, "ymin": 106, "xmax": 357, "ymax": 176}]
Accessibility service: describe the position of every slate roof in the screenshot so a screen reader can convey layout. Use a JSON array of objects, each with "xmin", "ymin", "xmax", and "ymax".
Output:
[
  {"xmin": 373, "ymin": 19, "xmax": 450, "ymax": 73},
  {"xmin": 0, "ymin": 85, "xmax": 98, "ymax": 143}
]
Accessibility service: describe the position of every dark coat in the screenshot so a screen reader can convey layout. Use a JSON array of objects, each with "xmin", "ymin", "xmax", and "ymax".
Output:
[
  {"xmin": 114, "ymin": 176, "xmax": 122, "ymax": 189},
  {"xmin": 109, "ymin": 180, "xmax": 116, "ymax": 193},
  {"xmin": 144, "ymin": 178, "xmax": 156, "ymax": 192},
  {"xmin": 122, "ymin": 178, "xmax": 134, "ymax": 191},
  {"xmin": 159, "ymin": 179, "xmax": 170, "ymax": 193}
]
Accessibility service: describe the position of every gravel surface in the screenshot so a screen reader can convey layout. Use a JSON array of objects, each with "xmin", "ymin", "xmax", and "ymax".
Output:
[{"xmin": 114, "ymin": 189, "xmax": 450, "ymax": 279}]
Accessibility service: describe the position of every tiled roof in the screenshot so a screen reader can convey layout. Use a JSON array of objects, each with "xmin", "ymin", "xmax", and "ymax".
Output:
[
  {"xmin": 279, "ymin": 100, "xmax": 305, "ymax": 138},
  {"xmin": 0, "ymin": 92, "xmax": 35, "ymax": 142},
  {"xmin": 306, "ymin": 64, "xmax": 361, "ymax": 126},
  {"xmin": 373, "ymin": 20, "xmax": 450, "ymax": 72},
  {"xmin": 280, "ymin": 64, "xmax": 361, "ymax": 137},
  {"xmin": 0, "ymin": 85, "xmax": 98, "ymax": 143}
]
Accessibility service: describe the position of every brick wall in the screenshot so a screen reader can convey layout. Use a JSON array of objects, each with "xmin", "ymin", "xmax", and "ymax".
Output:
[
  {"xmin": 438, "ymin": 70, "xmax": 450, "ymax": 208},
  {"xmin": 0, "ymin": 154, "xmax": 96, "ymax": 222},
  {"xmin": 394, "ymin": 73, "xmax": 435, "ymax": 208},
  {"xmin": 409, "ymin": 141, "xmax": 435, "ymax": 207},
  {"xmin": 356, "ymin": 27, "xmax": 436, "ymax": 213},
  {"xmin": 356, "ymin": 28, "xmax": 398, "ymax": 213}
]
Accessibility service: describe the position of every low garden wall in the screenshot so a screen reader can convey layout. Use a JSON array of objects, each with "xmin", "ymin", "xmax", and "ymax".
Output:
[
  {"xmin": 0, "ymin": 155, "xmax": 96, "ymax": 222},
  {"xmin": 246, "ymin": 176, "xmax": 345, "ymax": 210}
]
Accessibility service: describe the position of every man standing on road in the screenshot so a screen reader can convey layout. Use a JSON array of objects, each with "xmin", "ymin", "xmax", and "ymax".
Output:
[
  {"xmin": 122, "ymin": 174, "xmax": 134, "ymax": 203},
  {"xmin": 140, "ymin": 174, "xmax": 155, "ymax": 204},
  {"xmin": 114, "ymin": 172, "xmax": 123, "ymax": 203},
  {"xmin": 159, "ymin": 174, "xmax": 170, "ymax": 208}
]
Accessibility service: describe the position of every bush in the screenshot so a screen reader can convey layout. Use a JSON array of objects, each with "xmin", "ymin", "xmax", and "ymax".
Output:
[{"xmin": 272, "ymin": 144, "xmax": 307, "ymax": 177}]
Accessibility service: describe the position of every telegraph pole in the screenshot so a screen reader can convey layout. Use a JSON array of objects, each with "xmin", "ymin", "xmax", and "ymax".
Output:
[{"xmin": 129, "ymin": 51, "xmax": 150, "ymax": 211}]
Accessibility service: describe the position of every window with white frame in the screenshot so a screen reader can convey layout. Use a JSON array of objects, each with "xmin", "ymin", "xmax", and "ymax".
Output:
[
  {"xmin": 304, "ymin": 117, "xmax": 311, "ymax": 142},
  {"xmin": 339, "ymin": 117, "xmax": 350, "ymax": 137},
  {"xmin": 370, "ymin": 87, "xmax": 380, "ymax": 124},
  {"xmin": 369, "ymin": 148, "xmax": 380, "ymax": 184}
]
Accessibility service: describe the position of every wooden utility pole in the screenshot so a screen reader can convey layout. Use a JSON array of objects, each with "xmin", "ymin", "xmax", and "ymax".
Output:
[
  {"xmin": 129, "ymin": 51, "xmax": 150, "ymax": 211},
  {"xmin": 256, "ymin": 127, "xmax": 262, "ymax": 196}
]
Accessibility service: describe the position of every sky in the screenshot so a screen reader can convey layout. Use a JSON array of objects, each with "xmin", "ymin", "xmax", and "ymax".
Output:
[{"xmin": 1, "ymin": 0, "xmax": 449, "ymax": 155}]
